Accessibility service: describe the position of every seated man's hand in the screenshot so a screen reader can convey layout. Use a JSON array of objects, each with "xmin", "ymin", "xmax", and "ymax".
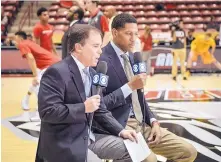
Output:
[
  {"xmin": 119, "ymin": 129, "xmax": 138, "ymax": 143},
  {"xmin": 148, "ymin": 122, "xmax": 162, "ymax": 145}
]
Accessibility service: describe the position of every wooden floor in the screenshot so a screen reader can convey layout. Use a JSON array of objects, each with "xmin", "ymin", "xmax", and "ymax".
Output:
[
  {"xmin": 2, "ymin": 77, "xmax": 38, "ymax": 162},
  {"xmin": 1, "ymin": 74, "xmax": 221, "ymax": 162}
]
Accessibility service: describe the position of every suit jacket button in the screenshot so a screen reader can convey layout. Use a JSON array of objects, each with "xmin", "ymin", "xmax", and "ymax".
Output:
[{"xmin": 83, "ymin": 136, "xmax": 88, "ymax": 140}]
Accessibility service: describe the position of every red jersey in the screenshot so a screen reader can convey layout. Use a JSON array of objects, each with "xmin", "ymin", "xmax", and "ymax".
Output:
[
  {"xmin": 33, "ymin": 22, "xmax": 54, "ymax": 52},
  {"xmin": 140, "ymin": 34, "xmax": 153, "ymax": 51},
  {"xmin": 18, "ymin": 40, "xmax": 60, "ymax": 70}
]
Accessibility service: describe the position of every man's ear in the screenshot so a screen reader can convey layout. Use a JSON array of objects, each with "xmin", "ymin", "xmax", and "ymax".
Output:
[
  {"xmin": 74, "ymin": 43, "xmax": 83, "ymax": 53},
  {"xmin": 112, "ymin": 28, "xmax": 118, "ymax": 38}
]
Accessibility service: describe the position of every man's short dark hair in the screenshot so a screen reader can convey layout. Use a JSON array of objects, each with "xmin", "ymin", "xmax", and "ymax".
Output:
[
  {"xmin": 15, "ymin": 31, "xmax": 27, "ymax": 39},
  {"xmin": 68, "ymin": 24, "xmax": 101, "ymax": 52},
  {"xmin": 37, "ymin": 7, "xmax": 48, "ymax": 16},
  {"xmin": 74, "ymin": 7, "xmax": 84, "ymax": 20},
  {"xmin": 92, "ymin": 1, "xmax": 99, "ymax": 6},
  {"xmin": 111, "ymin": 13, "xmax": 137, "ymax": 30}
]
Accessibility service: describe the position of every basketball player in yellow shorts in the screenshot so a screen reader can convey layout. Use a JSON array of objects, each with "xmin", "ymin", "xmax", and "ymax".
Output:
[{"xmin": 186, "ymin": 33, "xmax": 221, "ymax": 76}]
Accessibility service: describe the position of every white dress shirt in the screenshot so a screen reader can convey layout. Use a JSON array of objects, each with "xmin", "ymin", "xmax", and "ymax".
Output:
[{"xmin": 71, "ymin": 55, "xmax": 89, "ymax": 83}]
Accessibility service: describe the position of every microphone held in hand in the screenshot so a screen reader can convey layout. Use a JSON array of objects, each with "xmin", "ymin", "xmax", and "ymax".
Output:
[
  {"xmin": 132, "ymin": 52, "xmax": 147, "ymax": 75},
  {"xmin": 92, "ymin": 61, "xmax": 109, "ymax": 94},
  {"xmin": 86, "ymin": 61, "xmax": 109, "ymax": 162}
]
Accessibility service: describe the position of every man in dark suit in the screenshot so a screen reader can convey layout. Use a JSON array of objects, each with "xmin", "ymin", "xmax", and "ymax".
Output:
[
  {"xmin": 37, "ymin": 24, "xmax": 137, "ymax": 162},
  {"xmin": 62, "ymin": 6, "xmax": 85, "ymax": 59},
  {"xmin": 100, "ymin": 13, "xmax": 197, "ymax": 162}
]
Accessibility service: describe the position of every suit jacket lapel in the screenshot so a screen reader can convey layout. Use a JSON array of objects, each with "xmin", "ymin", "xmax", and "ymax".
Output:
[
  {"xmin": 66, "ymin": 55, "xmax": 86, "ymax": 102},
  {"xmin": 105, "ymin": 43, "xmax": 128, "ymax": 85}
]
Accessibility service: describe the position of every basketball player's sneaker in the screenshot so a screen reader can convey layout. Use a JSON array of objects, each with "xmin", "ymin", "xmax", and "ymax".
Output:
[
  {"xmin": 30, "ymin": 111, "xmax": 40, "ymax": 122},
  {"xmin": 20, "ymin": 111, "xmax": 31, "ymax": 121},
  {"xmin": 183, "ymin": 76, "xmax": 187, "ymax": 80},
  {"xmin": 172, "ymin": 76, "xmax": 177, "ymax": 81},
  {"xmin": 21, "ymin": 96, "xmax": 30, "ymax": 110}
]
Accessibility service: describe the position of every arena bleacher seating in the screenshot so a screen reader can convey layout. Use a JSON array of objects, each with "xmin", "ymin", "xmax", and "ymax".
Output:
[
  {"xmin": 1, "ymin": 0, "xmax": 220, "ymax": 44},
  {"xmin": 1, "ymin": 0, "xmax": 23, "ymax": 43},
  {"xmin": 47, "ymin": 0, "xmax": 220, "ymax": 44}
]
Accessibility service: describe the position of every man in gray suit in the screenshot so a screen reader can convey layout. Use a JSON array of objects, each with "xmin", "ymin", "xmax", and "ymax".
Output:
[{"xmin": 36, "ymin": 24, "xmax": 137, "ymax": 162}]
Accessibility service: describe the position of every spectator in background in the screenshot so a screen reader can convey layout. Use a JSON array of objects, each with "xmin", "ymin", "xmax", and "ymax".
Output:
[
  {"xmin": 133, "ymin": 37, "xmax": 142, "ymax": 54},
  {"xmin": 206, "ymin": 16, "xmax": 220, "ymax": 32},
  {"xmin": 140, "ymin": 25, "xmax": 153, "ymax": 75},
  {"xmin": 104, "ymin": 6, "xmax": 117, "ymax": 32},
  {"xmin": 186, "ymin": 29, "xmax": 195, "ymax": 45},
  {"xmin": 3, "ymin": 37, "xmax": 14, "ymax": 46},
  {"xmin": 66, "ymin": 6, "xmax": 85, "ymax": 27},
  {"xmin": 1, "ymin": 6, "xmax": 9, "ymax": 27},
  {"xmin": 62, "ymin": 6, "xmax": 85, "ymax": 59},
  {"xmin": 1, "ymin": 15, "xmax": 8, "ymax": 26},
  {"xmin": 171, "ymin": 20, "xmax": 187, "ymax": 81},
  {"xmin": 85, "ymin": 0, "xmax": 110, "ymax": 47},
  {"xmin": 33, "ymin": 7, "xmax": 58, "ymax": 55}
]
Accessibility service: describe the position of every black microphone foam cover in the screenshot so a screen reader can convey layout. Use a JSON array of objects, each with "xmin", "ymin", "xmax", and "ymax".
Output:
[
  {"xmin": 134, "ymin": 52, "xmax": 143, "ymax": 63},
  {"xmin": 96, "ymin": 61, "xmax": 108, "ymax": 74}
]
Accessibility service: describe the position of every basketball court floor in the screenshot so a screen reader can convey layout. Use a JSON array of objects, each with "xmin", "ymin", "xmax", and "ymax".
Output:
[{"xmin": 2, "ymin": 74, "xmax": 221, "ymax": 162}]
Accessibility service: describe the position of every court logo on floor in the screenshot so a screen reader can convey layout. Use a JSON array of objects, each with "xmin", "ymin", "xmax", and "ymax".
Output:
[
  {"xmin": 145, "ymin": 89, "xmax": 221, "ymax": 102},
  {"xmin": 2, "ymin": 90, "xmax": 221, "ymax": 162},
  {"xmin": 2, "ymin": 111, "xmax": 40, "ymax": 141}
]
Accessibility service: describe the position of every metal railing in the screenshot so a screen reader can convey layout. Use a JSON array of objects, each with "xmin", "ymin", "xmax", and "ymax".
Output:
[{"xmin": 18, "ymin": 1, "xmax": 38, "ymax": 31}]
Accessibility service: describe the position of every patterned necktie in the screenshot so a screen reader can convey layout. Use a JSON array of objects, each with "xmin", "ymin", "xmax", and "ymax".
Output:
[
  {"xmin": 121, "ymin": 54, "xmax": 143, "ymax": 123},
  {"xmin": 82, "ymin": 68, "xmax": 95, "ymax": 143},
  {"xmin": 82, "ymin": 68, "xmax": 91, "ymax": 98}
]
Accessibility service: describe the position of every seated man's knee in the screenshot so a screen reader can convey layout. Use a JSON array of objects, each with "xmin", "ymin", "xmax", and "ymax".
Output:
[
  {"xmin": 183, "ymin": 143, "xmax": 197, "ymax": 161},
  {"xmin": 112, "ymin": 138, "xmax": 131, "ymax": 162},
  {"xmin": 143, "ymin": 152, "xmax": 157, "ymax": 162}
]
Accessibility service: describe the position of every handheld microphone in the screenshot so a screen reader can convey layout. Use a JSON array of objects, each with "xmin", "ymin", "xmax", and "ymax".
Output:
[
  {"xmin": 86, "ymin": 61, "xmax": 109, "ymax": 162},
  {"xmin": 92, "ymin": 61, "xmax": 109, "ymax": 94},
  {"xmin": 132, "ymin": 52, "xmax": 147, "ymax": 75},
  {"xmin": 132, "ymin": 52, "xmax": 147, "ymax": 130}
]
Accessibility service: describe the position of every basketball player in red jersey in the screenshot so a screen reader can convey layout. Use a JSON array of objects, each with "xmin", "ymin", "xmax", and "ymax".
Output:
[
  {"xmin": 33, "ymin": 7, "xmax": 58, "ymax": 55},
  {"xmin": 14, "ymin": 31, "xmax": 60, "ymax": 121}
]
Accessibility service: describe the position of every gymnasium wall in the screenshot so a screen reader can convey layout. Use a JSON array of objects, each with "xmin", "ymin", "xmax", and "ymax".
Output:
[{"xmin": 1, "ymin": 46, "xmax": 221, "ymax": 74}]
